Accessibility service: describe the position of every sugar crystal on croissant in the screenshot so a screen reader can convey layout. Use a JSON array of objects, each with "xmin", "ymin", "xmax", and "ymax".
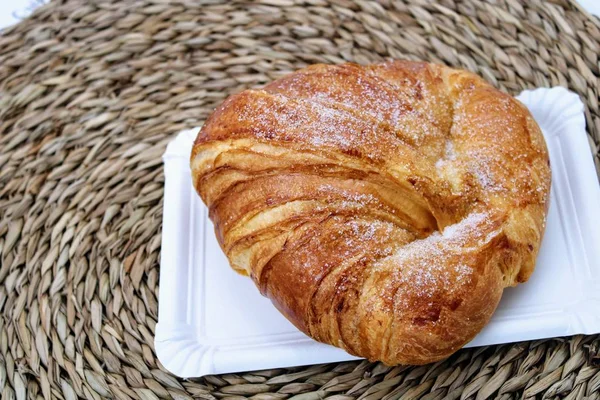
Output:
[{"xmin": 190, "ymin": 61, "xmax": 551, "ymax": 365}]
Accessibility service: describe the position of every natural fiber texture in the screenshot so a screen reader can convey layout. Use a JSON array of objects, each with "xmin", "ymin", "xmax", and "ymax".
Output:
[{"xmin": 0, "ymin": 0, "xmax": 598, "ymax": 399}]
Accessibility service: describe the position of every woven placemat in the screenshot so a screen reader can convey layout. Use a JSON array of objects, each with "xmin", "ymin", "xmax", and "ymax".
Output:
[{"xmin": 1, "ymin": 0, "xmax": 599, "ymax": 399}]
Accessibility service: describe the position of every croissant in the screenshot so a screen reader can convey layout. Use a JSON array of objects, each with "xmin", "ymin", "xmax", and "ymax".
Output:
[{"xmin": 190, "ymin": 61, "xmax": 551, "ymax": 365}]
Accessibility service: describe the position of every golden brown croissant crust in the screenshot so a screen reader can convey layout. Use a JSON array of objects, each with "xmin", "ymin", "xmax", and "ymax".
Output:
[{"xmin": 190, "ymin": 61, "xmax": 551, "ymax": 365}]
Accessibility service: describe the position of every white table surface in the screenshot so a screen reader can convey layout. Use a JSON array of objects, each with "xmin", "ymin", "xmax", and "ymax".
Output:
[
  {"xmin": 577, "ymin": 0, "xmax": 600, "ymax": 17},
  {"xmin": 0, "ymin": 0, "xmax": 598, "ymax": 30},
  {"xmin": 0, "ymin": 0, "xmax": 40, "ymax": 30}
]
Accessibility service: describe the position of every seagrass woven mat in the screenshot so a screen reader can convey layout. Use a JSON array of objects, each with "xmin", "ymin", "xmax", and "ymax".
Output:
[{"xmin": 1, "ymin": 0, "xmax": 600, "ymax": 399}]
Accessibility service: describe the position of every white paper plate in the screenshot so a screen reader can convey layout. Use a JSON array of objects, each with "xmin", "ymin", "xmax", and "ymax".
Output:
[{"xmin": 156, "ymin": 87, "xmax": 600, "ymax": 378}]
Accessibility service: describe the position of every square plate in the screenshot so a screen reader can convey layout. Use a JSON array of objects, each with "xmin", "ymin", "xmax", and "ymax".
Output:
[{"xmin": 156, "ymin": 87, "xmax": 600, "ymax": 378}]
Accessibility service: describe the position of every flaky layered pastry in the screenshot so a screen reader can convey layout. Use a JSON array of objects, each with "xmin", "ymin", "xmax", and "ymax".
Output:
[{"xmin": 190, "ymin": 61, "xmax": 551, "ymax": 365}]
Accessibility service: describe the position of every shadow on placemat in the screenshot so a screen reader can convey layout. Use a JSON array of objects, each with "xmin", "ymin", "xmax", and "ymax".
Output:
[{"xmin": 0, "ymin": 0, "xmax": 599, "ymax": 399}]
